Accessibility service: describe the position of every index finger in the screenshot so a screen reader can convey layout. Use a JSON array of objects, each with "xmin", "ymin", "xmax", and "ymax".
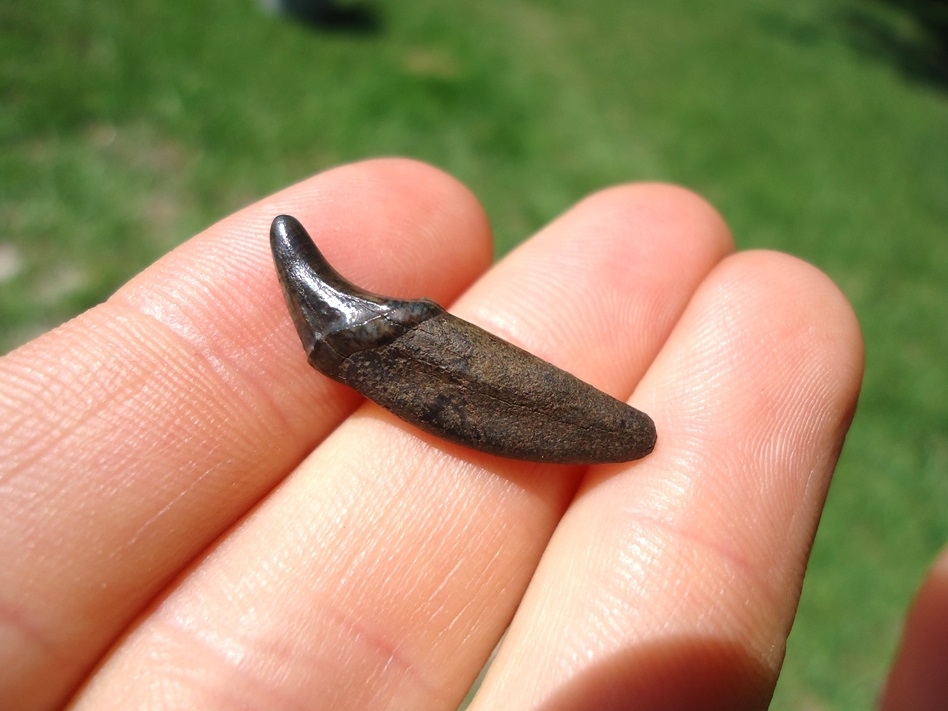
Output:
[{"xmin": 0, "ymin": 159, "xmax": 492, "ymax": 710}]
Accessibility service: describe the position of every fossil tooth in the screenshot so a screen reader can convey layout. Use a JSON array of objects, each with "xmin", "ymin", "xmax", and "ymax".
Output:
[{"xmin": 270, "ymin": 214, "xmax": 656, "ymax": 464}]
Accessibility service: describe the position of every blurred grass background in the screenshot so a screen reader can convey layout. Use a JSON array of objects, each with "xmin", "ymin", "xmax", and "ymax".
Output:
[{"xmin": 1, "ymin": 0, "xmax": 946, "ymax": 707}]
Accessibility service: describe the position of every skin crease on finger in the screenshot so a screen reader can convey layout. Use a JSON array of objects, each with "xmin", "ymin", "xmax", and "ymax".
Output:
[
  {"xmin": 468, "ymin": 252, "xmax": 864, "ymax": 710},
  {"xmin": 64, "ymin": 185, "xmax": 735, "ymax": 710},
  {"xmin": 0, "ymin": 159, "xmax": 493, "ymax": 711}
]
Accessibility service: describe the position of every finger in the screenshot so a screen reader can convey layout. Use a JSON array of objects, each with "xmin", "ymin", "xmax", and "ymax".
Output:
[
  {"xmin": 880, "ymin": 546, "xmax": 948, "ymax": 709},
  {"xmin": 470, "ymin": 252, "xmax": 864, "ymax": 709},
  {"xmin": 0, "ymin": 159, "xmax": 491, "ymax": 711},
  {"xmin": 70, "ymin": 185, "xmax": 734, "ymax": 710}
]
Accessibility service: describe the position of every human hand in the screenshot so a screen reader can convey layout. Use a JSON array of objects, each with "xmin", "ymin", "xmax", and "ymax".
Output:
[{"xmin": 1, "ymin": 159, "xmax": 867, "ymax": 709}]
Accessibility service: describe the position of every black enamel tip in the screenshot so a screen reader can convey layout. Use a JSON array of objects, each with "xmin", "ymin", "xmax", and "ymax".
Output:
[
  {"xmin": 270, "ymin": 215, "xmax": 322, "ymax": 283},
  {"xmin": 270, "ymin": 215, "xmax": 326, "ymax": 356},
  {"xmin": 270, "ymin": 214, "xmax": 425, "ymax": 371}
]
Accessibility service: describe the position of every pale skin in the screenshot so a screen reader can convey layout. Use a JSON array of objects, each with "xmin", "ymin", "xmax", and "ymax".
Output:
[{"xmin": 0, "ymin": 159, "xmax": 941, "ymax": 709}]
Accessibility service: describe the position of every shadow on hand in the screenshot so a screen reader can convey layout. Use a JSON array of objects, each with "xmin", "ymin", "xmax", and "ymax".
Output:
[{"xmin": 533, "ymin": 635, "xmax": 774, "ymax": 711}]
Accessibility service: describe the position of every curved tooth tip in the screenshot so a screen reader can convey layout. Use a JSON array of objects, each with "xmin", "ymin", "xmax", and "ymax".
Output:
[{"xmin": 270, "ymin": 214, "xmax": 306, "ymax": 249}]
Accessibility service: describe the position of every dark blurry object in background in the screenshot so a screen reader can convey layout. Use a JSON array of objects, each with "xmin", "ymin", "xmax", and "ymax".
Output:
[
  {"xmin": 259, "ymin": 0, "xmax": 380, "ymax": 32},
  {"xmin": 889, "ymin": 0, "xmax": 948, "ymax": 48},
  {"xmin": 844, "ymin": 0, "xmax": 947, "ymax": 85}
]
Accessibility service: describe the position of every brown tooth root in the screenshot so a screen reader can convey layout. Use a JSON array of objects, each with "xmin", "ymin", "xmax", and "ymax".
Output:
[{"xmin": 270, "ymin": 214, "xmax": 656, "ymax": 464}]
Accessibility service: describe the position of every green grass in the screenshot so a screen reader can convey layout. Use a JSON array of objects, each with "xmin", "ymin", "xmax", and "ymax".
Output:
[{"xmin": 2, "ymin": 0, "xmax": 947, "ymax": 707}]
